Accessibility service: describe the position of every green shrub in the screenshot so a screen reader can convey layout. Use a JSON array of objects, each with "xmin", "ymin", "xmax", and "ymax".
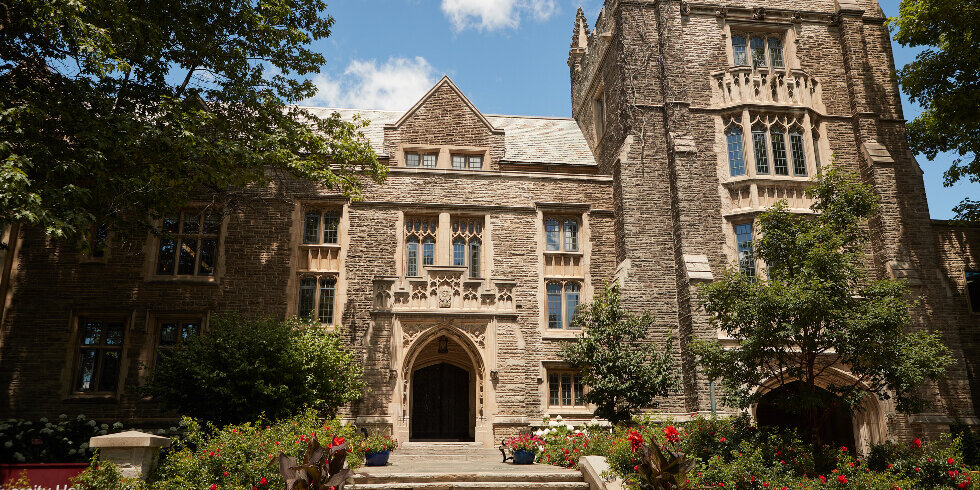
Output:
[
  {"xmin": 144, "ymin": 316, "xmax": 364, "ymax": 425},
  {"xmin": 70, "ymin": 455, "xmax": 147, "ymax": 490},
  {"xmin": 534, "ymin": 416, "xmax": 614, "ymax": 469},
  {"xmin": 72, "ymin": 410, "xmax": 362, "ymax": 490},
  {"xmin": 0, "ymin": 414, "xmax": 130, "ymax": 463}
]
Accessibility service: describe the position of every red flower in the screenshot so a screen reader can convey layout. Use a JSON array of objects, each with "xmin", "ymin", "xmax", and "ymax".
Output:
[
  {"xmin": 663, "ymin": 425, "xmax": 680, "ymax": 443},
  {"xmin": 259, "ymin": 477, "xmax": 268, "ymax": 485},
  {"xmin": 818, "ymin": 475, "xmax": 827, "ymax": 483},
  {"xmin": 627, "ymin": 430, "xmax": 644, "ymax": 452},
  {"xmin": 223, "ymin": 472, "xmax": 229, "ymax": 477},
  {"xmin": 719, "ymin": 437, "xmax": 726, "ymax": 443},
  {"xmin": 332, "ymin": 436, "xmax": 346, "ymax": 447},
  {"xmin": 210, "ymin": 485, "xmax": 217, "ymax": 490},
  {"xmin": 912, "ymin": 438, "xmax": 922, "ymax": 448},
  {"xmin": 836, "ymin": 475, "xmax": 847, "ymax": 485},
  {"xmin": 948, "ymin": 458, "xmax": 956, "ymax": 465}
]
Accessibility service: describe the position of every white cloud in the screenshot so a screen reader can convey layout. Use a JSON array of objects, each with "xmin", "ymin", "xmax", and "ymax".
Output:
[
  {"xmin": 441, "ymin": 0, "xmax": 557, "ymax": 31},
  {"xmin": 306, "ymin": 57, "xmax": 438, "ymax": 111}
]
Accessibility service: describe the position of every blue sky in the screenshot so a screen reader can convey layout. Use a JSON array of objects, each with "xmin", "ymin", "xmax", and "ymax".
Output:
[{"xmin": 309, "ymin": 0, "xmax": 975, "ymax": 219}]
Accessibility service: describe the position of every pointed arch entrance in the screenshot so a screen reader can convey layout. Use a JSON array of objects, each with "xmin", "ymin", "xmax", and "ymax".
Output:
[{"xmin": 403, "ymin": 327, "xmax": 484, "ymax": 442}]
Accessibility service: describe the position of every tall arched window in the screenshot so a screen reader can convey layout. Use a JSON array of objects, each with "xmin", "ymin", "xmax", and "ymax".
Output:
[
  {"xmin": 406, "ymin": 237, "xmax": 419, "ymax": 277},
  {"xmin": 563, "ymin": 220, "xmax": 579, "ymax": 252},
  {"xmin": 789, "ymin": 127, "xmax": 808, "ymax": 176},
  {"xmin": 726, "ymin": 124, "xmax": 746, "ymax": 176},
  {"xmin": 752, "ymin": 123, "xmax": 770, "ymax": 174},
  {"xmin": 469, "ymin": 239, "xmax": 481, "ymax": 278},
  {"xmin": 547, "ymin": 282, "xmax": 562, "ymax": 329},
  {"xmin": 545, "ymin": 219, "xmax": 560, "ymax": 251},
  {"xmin": 770, "ymin": 123, "xmax": 789, "ymax": 175},
  {"xmin": 318, "ymin": 277, "xmax": 335, "ymax": 324}
]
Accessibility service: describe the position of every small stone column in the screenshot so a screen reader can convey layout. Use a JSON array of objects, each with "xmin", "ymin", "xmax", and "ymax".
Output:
[{"xmin": 89, "ymin": 430, "xmax": 171, "ymax": 479}]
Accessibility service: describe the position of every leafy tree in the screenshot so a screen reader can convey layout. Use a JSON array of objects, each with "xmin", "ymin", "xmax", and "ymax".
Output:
[
  {"xmin": 0, "ymin": 0, "xmax": 385, "ymax": 245},
  {"xmin": 143, "ymin": 316, "xmax": 364, "ymax": 425},
  {"xmin": 692, "ymin": 169, "xmax": 953, "ymax": 451},
  {"xmin": 560, "ymin": 284, "xmax": 677, "ymax": 425},
  {"xmin": 890, "ymin": 0, "xmax": 980, "ymax": 220}
]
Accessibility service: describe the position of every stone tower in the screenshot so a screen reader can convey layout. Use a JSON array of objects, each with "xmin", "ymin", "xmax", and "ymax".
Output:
[{"xmin": 569, "ymin": 0, "xmax": 978, "ymax": 449}]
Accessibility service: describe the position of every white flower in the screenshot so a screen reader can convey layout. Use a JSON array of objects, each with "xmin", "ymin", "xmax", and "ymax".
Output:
[
  {"xmin": 574, "ymin": 429, "xmax": 582, "ymax": 434},
  {"xmin": 555, "ymin": 415, "xmax": 563, "ymax": 422},
  {"xmin": 566, "ymin": 424, "xmax": 575, "ymax": 431},
  {"xmin": 548, "ymin": 420, "xmax": 559, "ymax": 427}
]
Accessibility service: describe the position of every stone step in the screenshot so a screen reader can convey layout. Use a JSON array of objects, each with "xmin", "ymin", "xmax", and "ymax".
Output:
[
  {"xmin": 355, "ymin": 472, "xmax": 584, "ymax": 483},
  {"xmin": 350, "ymin": 483, "xmax": 590, "ymax": 490}
]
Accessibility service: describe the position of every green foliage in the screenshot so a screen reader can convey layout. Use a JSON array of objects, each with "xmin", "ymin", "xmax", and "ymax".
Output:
[
  {"xmin": 559, "ymin": 284, "xmax": 678, "ymax": 424},
  {"xmin": 632, "ymin": 442, "xmax": 694, "ymax": 489},
  {"xmin": 692, "ymin": 169, "xmax": 953, "ymax": 447},
  {"xmin": 534, "ymin": 416, "xmax": 614, "ymax": 469},
  {"xmin": 70, "ymin": 455, "xmax": 147, "ymax": 490},
  {"xmin": 0, "ymin": 0, "xmax": 385, "ymax": 244},
  {"xmin": 0, "ymin": 414, "xmax": 161, "ymax": 463},
  {"xmin": 889, "ymin": 0, "xmax": 980, "ymax": 220},
  {"xmin": 276, "ymin": 432, "xmax": 353, "ymax": 490},
  {"xmin": 143, "ymin": 316, "xmax": 364, "ymax": 426},
  {"xmin": 359, "ymin": 434, "xmax": 398, "ymax": 454}
]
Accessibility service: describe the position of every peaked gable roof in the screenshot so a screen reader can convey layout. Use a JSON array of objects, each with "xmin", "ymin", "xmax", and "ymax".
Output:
[{"xmin": 389, "ymin": 76, "xmax": 503, "ymax": 134}]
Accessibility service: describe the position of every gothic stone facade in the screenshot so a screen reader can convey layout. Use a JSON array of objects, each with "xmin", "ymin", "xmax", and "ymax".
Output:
[{"xmin": 0, "ymin": 0, "xmax": 977, "ymax": 451}]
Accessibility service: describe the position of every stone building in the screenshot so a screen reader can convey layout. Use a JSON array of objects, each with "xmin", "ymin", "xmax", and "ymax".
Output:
[{"xmin": 0, "ymin": 0, "xmax": 977, "ymax": 452}]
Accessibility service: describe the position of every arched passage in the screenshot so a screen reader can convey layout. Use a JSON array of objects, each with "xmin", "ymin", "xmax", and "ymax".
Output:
[
  {"xmin": 755, "ymin": 381, "xmax": 856, "ymax": 450},
  {"xmin": 404, "ymin": 328, "xmax": 483, "ymax": 442}
]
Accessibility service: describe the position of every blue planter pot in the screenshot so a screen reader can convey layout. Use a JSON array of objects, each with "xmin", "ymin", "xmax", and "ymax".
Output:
[
  {"xmin": 512, "ymin": 449, "xmax": 535, "ymax": 465},
  {"xmin": 365, "ymin": 450, "xmax": 390, "ymax": 467}
]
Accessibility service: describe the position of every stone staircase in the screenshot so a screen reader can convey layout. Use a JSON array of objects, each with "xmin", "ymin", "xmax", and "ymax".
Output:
[{"xmin": 352, "ymin": 442, "xmax": 590, "ymax": 489}]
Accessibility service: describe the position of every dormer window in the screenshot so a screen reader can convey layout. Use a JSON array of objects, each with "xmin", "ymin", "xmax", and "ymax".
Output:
[
  {"xmin": 422, "ymin": 154, "xmax": 437, "ymax": 168},
  {"xmin": 406, "ymin": 153, "xmax": 420, "ymax": 167},
  {"xmin": 452, "ymin": 154, "xmax": 484, "ymax": 170}
]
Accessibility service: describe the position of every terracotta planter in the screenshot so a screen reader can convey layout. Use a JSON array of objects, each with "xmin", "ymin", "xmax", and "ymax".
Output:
[{"xmin": 0, "ymin": 463, "xmax": 89, "ymax": 488}]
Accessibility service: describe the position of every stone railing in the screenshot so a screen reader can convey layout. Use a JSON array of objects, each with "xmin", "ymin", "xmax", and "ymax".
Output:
[
  {"xmin": 373, "ymin": 266, "xmax": 516, "ymax": 314},
  {"xmin": 710, "ymin": 67, "xmax": 824, "ymax": 112}
]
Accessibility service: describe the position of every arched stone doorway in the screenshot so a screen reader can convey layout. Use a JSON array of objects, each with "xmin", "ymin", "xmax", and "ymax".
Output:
[
  {"xmin": 405, "ymin": 331, "xmax": 482, "ymax": 442},
  {"xmin": 755, "ymin": 381, "xmax": 856, "ymax": 450}
]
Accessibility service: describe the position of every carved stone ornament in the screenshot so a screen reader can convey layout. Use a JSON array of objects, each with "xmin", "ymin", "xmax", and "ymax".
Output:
[
  {"xmin": 438, "ymin": 285, "xmax": 452, "ymax": 308},
  {"xmin": 752, "ymin": 7, "xmax": 766, "ymax": 20},
  {"xmin": 680, "ymin": 1, "xmax": 691, "ymax": 17}
]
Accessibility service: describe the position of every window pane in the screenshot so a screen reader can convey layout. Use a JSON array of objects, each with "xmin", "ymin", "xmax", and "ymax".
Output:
[
  {"xmin": 159, "ymin": 323, "xmax": 178, "ymax": 346},
  {"xmin": 789, "ymin": 131, "xmax": 808, "ymax": 176},
  {"xmin": 199, "ymin": 238, "xmax": 217, "ymax": 276},
  {"xmin": 82, "ymin": 321, "xmax": 102, "ymax": 345},
  {"xmin": 92, "ymin": 224, "xmax": 108, "ymax": 258},
  {"xmin": 452, "ymin": 155, "xmax": 465, "ymax": 169},
  {"xmin": 468, "ymin": 155, "xmax": 483, "ymax": 169},
  {"xmin": 162, "ymin": 215, "xmax": 179, "ymax": 234},
  {"xmin": 769, "ymin": 38, "xmax": 784, "ymax": 68},
  {"xmin": 99, "ymin": 350, "xmax": 121, "ymax": 392},
  {"xmin": 565, "ymin": 284, "xmax": 581, "ymax": 329},
  {"xmin": 549, "ymin": 374, "xmax": 560, "ymax": 406},
  {"xmin": 469, "ymin": 240, "xmax": 481, "ymax": 278},
  {"xmin": 732, "ymin": 35, "xmax": 748, "ymax": 65},
  {"xmin": 299, "ymin": 277, "xmax": 316, "ymax": 319},
  {"xmin": 726, "ymin": 126, "xmax": 746, "ymax": 176},
  {"xmin": 422, "ymin": 238, "xmax": 435, "ymax": 266},
  {"xmin": 303, "ymin": 212, "xmax": 321, "ymax": 244},
  {"xmin": 181, "ymin": 212, "xmax": 200, "ymax": 234},
  {"xmin": 574, "ymin": 375, "xmax": 584, "ymax": 406},
  {"xmin": 771, "ymin": 130, "xmax": 789, "ymax": 175},
  {"xmin": 323, "ymin": 212, "xmax": 340, "ymax": 244},
  {"xmin": 561, "ymin": 374, "xmax": 572, "ymax": 406},
  {"xmin": 407, "ymin": 239, "xmax": 419, "ymax": 276},
  {"xmin": 967, "ymin": 271, "xmax": 980, "ymax": 313},
  {"xmin": 318, "ymin": 277, "xmax": 335, "ymax": 324},
  {"xmin": 104, "ymin": 322, "xmax": 124, "ymax": 346},
  {"xmin": 156, "ymin": 239, "xmax": 176, "ymax": 275},
  {"xmin": 547, "ymin": 283, "xmax": 562, "ymax": 329},
  {"xmin": 751, "ymin": 37, "xmax": 766, "ymax": 68},
  {"xmin": 453, "ymin": 239, "xmax": 466, "ymax": 267},
  {"xmin": 76, "ymin": 349, "xmax": 97, "ymax": 392},
  {"xmin": 182, "ymin": 322, "xmax": 200, "ymax": 340},
  {"xmin": 752, "ymin": 129, "xmax": 770, "ymax": 174},
  {"xmin": 202, "ymin": 213, "xmax": 221, "ymax": 235},
  {"xmin": 545, "ymin": 219, "xmax": 560, "ymax": 251},
  {"xmin": 406, "ymin": 153, "xmax": 420, "ymax": 167},
  {"xmin": 563, "ymin": 220, "xmax": 578, "ymax": 252},
  {"xmin": 177, "ymin": 238, "xmax": 197, "ymax": 275},
  {"xmin": 422, "ymin": 154, "xmax": 437, "ymax": 168},
  {"xmin": 735, "ymin": 223, "xmax": 755, "ymax": 278}
]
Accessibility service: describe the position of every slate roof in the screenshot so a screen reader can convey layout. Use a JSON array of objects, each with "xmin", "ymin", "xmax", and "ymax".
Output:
[{"xmin": 297, "ymin": 106, "xmax": 596, "ymax": 167}]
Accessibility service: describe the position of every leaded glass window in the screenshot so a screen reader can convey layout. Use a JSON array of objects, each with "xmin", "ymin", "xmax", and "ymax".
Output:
[
  {"xmin": 323, "ymin": 212, "xmax": 339, "ymax": 244},
  {"xmin": 750, "ymin": 37, "xmax": 766, "ymax": 68},
  {"xmin": 156, "ymin": 210, "xmax": 220, "ymax": 277},
  {"xmin": 452, "ymin": 217, "xmax": 484, "ymax": 278},
  {"xmin": 157, "ymin": 319, "xmax": 201, "ymax": 363},
  {"xmin": 422, "ymin": 237, "xmax": 435, "ymax": 266},
  {"xmin": 726, "ymin": 125, "xmax": 746, "ymax": 176},
  {"xmin": 452, "ymin": 154, "xmax": 466, "ymax": 169},
  {"xmin": 735, "ymin": 223, "xmax": 755, "ymax": 278},
  {"xmin": 406, "ymin": 238, "xmax": 419, "ymax": 276},
  {"xmin": 752, "ymin": 126, "xmax": 770, "ymax": 174},
  {"xmin": 453, "ymin": 238, "xmax": 466, "ymax": 267},
  {"xmin": 469, "ymin": 239, "xmax": 481, "ymax": 278},
  {"xmin": 75, "ymin": 319, "xmax": 125, "ymax": 393},
  {"xmin": 422, "ymin": 154, "xmax": 437, "ymax": 168},
  {"xmin": 563, "ymin": 220, "xmax": 579, "ymax": 252},
  {"xmin": 318, "ymin": 277, "xmax": 336, "ymax": 324},
  {"xmin": 565, "ymin": 283, "xmax": 581, "ymax": 329},
  {"xmin": 299, "ymin": 277, "xmax": 316, "ymax": 318},
  {"xmin": 547, "ymin": 370, "xmax": 586, "ymax": 407},
  {"xmin": 769, "ymin": 38, "xmax": 784, "ymax": 68},
  {"xmin": 545, "ymin": 219, "xmax": 560, "ymax": 251},
  {"xmin": 789, "ymin": 129, "xmax": 808, "ymax": 176},
  {"xmin": 405, "ymin": 217, "xmax": 437, "ymax": 277},
  {"xmin": 303, "ymin": 210, "xmax": 340, "ymax": 245},
  {"xmin": 468, "ymin": 155, "xmax": 483, "ymax": 170},
  {"xmin": 732, "ymin": 35, "xmax": 748, "ymax": 66},
  {"xmin": 770, "ymin": 127, "xmax": 789, "ymax": 175},
  {"xmin": 303, "ymin": 212, "xmax": 320, "ymax": 244},
  {"xmin": 547, "ymin": 282, "xmax": 562, "ymax": 329},
  {"xmin": 406, "ymin": 153, "xmax": 420, "ymax": 167}
]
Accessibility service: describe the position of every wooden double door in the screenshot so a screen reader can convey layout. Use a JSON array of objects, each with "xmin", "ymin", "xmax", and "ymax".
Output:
[{"xmin": 410, "ymin": 363, "xmax": 472, "ymax": 441}]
